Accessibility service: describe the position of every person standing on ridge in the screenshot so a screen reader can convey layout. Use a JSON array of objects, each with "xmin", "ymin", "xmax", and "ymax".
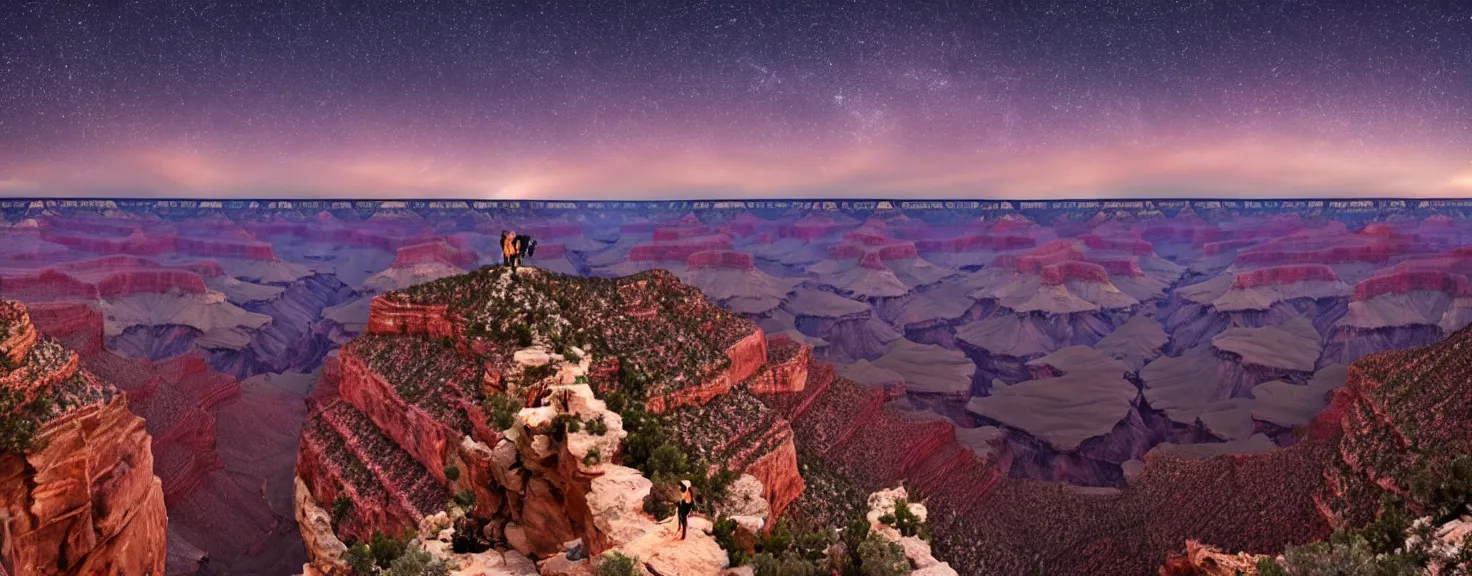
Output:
[
  {"xmin": 677, "ymin": 480, "xmax": 696, "ymax": 540},
  {"xmin": 501, "ymin": 230, "xmax": 518, "ymax": 269}
]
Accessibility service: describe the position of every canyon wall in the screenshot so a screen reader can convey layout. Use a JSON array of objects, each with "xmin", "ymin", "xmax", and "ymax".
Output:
[{"xmin": 1, "ymin": 301, "xmax": 168, "ymax": 576}]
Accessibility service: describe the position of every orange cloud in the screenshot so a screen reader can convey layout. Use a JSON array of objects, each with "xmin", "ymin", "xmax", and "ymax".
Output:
[{"xmin": 1, "ymin": 137, "xmax": 1469, "ymax": 200}]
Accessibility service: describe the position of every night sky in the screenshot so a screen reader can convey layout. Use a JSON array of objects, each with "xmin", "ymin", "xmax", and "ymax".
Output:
[{"xmin": 3, "ymin": 0, "xmax": 1471, "ymax": 199}]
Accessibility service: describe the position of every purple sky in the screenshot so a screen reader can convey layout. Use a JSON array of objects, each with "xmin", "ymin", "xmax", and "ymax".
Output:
[{"xmin": 3, "ymin": 1, "xmax": 1471, "ymax": 199}]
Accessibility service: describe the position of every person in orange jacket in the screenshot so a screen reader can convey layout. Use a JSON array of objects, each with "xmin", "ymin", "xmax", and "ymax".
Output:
[{"xmin": 501, "ymin": 230, "xmax": 518, "ymax": 269}]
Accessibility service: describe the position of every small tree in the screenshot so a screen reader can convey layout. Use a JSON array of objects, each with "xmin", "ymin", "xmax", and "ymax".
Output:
[
  {"xmin": 892, "ymin": 498, "xmax": 920, "ymax": 538},
  {"xmin": 647, "ymin": 442, "xmax": 688, "ymax": 481},
  {"xmin": 453, "ymin": 489, "xmax": 476, "ymax": 509},
  {"xmin": 443, "ymin": 465, "xmax": 461, "ymax": 483}
]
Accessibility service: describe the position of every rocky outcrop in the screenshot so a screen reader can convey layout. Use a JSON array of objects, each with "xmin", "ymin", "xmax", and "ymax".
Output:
[
  {"xmin": 670, "ymin": 388, "xmax": 806, "ymax": 521},
  {"xmin": 296, "ymin": 267, "xmax": 787, "ymax": 575},
  {"xmin": 1158, "ymin": 540, "xmax": 1266, "ymax": 575},
  {"xmin": 864, "ymin": 487, "xmax": 958, "ymax": 576},
  {"xmin": 364, "ymin": 295, "xmax": 454, "ymax": 337},
  {"xmin": 293, "ymin": 476, "xmax": 351, "ymax": 576},
  {"xmin": 645, "ymin": 327, "xmax": 768, "ymax": 414},
  {"xmin": 0, "ymin": 300, "xmax": 168, "ymax": 576},
  {"xmin": 743, "ymin": 334, "xmax": 811, "ymax": 395}
]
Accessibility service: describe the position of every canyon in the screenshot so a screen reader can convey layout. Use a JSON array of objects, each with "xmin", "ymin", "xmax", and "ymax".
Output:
[{"xmin": 2, "ymin": 201, "xmax": 1472, "ymax": 575}]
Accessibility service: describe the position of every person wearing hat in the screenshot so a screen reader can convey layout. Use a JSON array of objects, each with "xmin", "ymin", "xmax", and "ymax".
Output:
[{"xmin": 677, "ymin": 480, "xmax": 696, "ymax": 540}]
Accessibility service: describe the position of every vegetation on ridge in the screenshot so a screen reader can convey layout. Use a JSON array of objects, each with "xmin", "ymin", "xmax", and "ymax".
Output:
[
  {"xmin": 391, "ymin": 267, "xmax": 752, "ymax": 399},
  {"xmin": 2, "ymin": 338, "xmax": 111, "ymax": 454}
]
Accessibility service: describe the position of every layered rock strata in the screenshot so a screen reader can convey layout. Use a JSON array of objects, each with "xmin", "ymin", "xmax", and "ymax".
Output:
[{"xmin": 0, "ymin": 300, "xmax": 168, "ymax": 575}]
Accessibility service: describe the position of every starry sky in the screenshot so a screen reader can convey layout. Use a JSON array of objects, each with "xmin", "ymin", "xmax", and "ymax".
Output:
[{"xmin": 2, "ymin": 0, "xmax": 1471, "ymax": 200}]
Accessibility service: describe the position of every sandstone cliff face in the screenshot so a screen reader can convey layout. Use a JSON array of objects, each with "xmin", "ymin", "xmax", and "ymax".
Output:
[
  {"xmin": 1315, "ymin": 326, "xmax": 1472, "ymax": 529},
  {"xmin": 0, "ymin": 300, "xmax": 168, "ymax": 576}
]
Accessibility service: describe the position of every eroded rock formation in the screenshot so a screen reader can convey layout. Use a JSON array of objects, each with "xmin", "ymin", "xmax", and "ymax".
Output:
[
  {"xmin": 293, "ymin": 267, "xmax": 803, "ymax": 576},
  {"xmin": 0, "ymin": 300, "xmax": 168, "ymax": 575}
]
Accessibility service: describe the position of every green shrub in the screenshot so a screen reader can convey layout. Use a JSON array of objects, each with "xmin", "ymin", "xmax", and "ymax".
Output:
[
  {"xmin": 1360, "ymin": 495, "xmax": 1410, "ymax": 555},
  {"xmin": 521, "ymin": 363, "xmax": 556, "ymax": 387},
  {"xmin": 564, "ymin": 349, "xmax": 582, "ymax": 363},
  {"xmin": 779, "ymin": 552, "xmax": 818, "ymax": 576},
  {"xmin": 331, "ymin": 494, "xmax": 353, "ymax": 530},
  {"xmin": 794, "ymin": 528, "xmax": 835, "ymax": 564},
  {"xmin": 760, "ymin": 519, "xmax": 793, "ymax": 556},
  {"xmin": 443, "ymin": 465, "xmax": 461, "ymax": 482},
  {"xmin": 0, "ymin": 388, "xmax": 53, "ymax": 453},
  {"xmin": 587, "ymin": 416, "xmax": 608, "ymax": 435},
  {"xmin": 483, "ymin": 393, "xmax": 522, "ymax": 431},
  {"xmin": 713, "ymin": 516, "xmax": 748, "ymax": 566},
  {"xmin": 453, "ymin": 489, "xmax": 476, "ymax": 509},
  {"xmin": 550, "ymin": 413, "xmax": 581, "ymax": 442},
  {"xmin": 604, "ymin": 390, "xmax": 627, "ymax": 413},
  {"xmin": 646, "ymin": 442, "xmax": 688, "ymax": 481},
  {"xmin": 1405, "ymin": 454, "xmax": 1472, "ymax": 524},
  {"xmin": 369, "ymin": 530, "xmax": 407, "ymax": 569},
  {"xmin": 843, "ymin": 516, "xmax": 870, "ymax": 551},
  {"xmin": 583, "ymin": 448, "xmax": 602, "ymax": 466},
  {"xmin": 643, "ymin": 482, "xmax": 677, "ymax": 521},
  {"xmin": 384, "ymin": 542, "xmax": 453, "ymax": 576},
  {"xmin": 1255, "ymin": 557, "xmax": 1288, "ymax": 576},
  {"xmin": 856, "ymin": 533, "xmax": 909, "ymax": 576},
  {"xmin": 596, "ymin": 552, "xmax": 638, "ymax": 576},
  {"xmin": 690, "ymin": 465, "xmax": 739, "ymax": 512},
  {"xmin": 616, "ymin": 360, "xmax": 654, "ymax": 397},
  {"xmin": 752, "ymin": 553, "xmax": 781, "ymax": 576},
  {"xmin": 878, "ymin": 514, "xmax": 895, "ymax": 526},
  {"xmin": 514, "ymin": 325, "xmax": 534, "ymax": 347},
  {"xmin": 892, "ymin": 498, "xmax": 920, "ymax": 538},
  {"xmin": 346, "ymin": 542, "xmax": 377, "ymax": 575}
]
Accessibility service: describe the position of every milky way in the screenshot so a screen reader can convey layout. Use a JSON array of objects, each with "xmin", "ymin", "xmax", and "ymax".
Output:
[{"xmin": 2, "ymin": 0, "xmax": 1471, "ymax": 199}]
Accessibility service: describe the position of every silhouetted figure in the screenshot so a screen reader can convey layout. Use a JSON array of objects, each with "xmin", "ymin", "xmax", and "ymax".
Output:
[
  {"xmin": 514, "ymin": 234, "xmax": 537, "ymax": 260},
  {"xmin": 677, "ymin": 480, "xmax": 696, "ymax": 540}
]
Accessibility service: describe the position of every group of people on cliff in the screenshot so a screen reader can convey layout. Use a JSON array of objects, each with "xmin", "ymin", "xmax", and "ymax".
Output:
[{"xmin": 500, "ymin": 230, "xmax": 536, "ymax": 270}]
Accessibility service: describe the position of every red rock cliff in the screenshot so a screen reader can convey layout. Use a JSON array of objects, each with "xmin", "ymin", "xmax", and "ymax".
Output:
[{"xmin": 0, "ymin": 300, "xmax": 168, "ymax": 576}]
